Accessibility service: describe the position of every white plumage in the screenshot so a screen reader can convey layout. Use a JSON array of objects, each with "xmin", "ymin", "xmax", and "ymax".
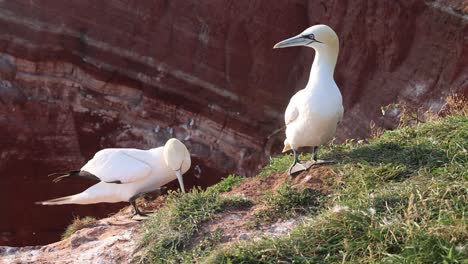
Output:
[
  {"xmin": 274, "ymin": 24, "xmax": 344, "ymax": 174},
  {"xmin": 37, "ymin": 138, "xmax": 191, "ymax": 216}
]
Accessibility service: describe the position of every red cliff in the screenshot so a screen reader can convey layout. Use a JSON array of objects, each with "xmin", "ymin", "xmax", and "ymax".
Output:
[{"xmin": 0, "ymin": 0, "xmax": 466, "ymax": 246}]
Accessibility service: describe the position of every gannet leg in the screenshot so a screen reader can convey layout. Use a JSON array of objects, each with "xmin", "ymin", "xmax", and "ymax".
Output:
[
  {"xmin": 129, "ymin": 194, "xmax": 148, "ymax": 217},
  {"xmin": 313, "ymin": 146, "xmax": 319, "ymax": 162},
  {"xmin": 306, "ymin": 146, "xmax": 335, "ymax": 167},
  {"xmin": 129, "ymin": 188, "xmax": 167, "ymax": 217},
  {"xmin": 288, "ymin": 149, "xmax": 308, "ymax": 175}
]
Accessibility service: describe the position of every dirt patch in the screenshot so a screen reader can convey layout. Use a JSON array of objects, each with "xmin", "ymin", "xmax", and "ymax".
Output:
[
  {"xmin": 192, "ymin": 165, "xmax": 336, "ymax": 248},
  {"xmin": 230, "ymin": 165, "xmax": 335, "ymax": 199}
]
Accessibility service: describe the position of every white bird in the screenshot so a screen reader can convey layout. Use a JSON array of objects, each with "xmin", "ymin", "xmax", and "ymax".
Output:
[
  {"xmin": 36, "ymin": 138, "xmax": 191, "ymax": 216},
  {"xmin": 273, "ymin": 24, "xmax": 344, "ymax": 175}
]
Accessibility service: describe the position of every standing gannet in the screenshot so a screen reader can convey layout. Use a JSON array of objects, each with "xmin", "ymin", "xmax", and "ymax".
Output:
[
  {"xmin": 36, "ymin": 138, "xmax": 191, "ymax": 216},
  {"xmin": 274, "ymin": 24, "xmax": 344, "ymax": 175}
]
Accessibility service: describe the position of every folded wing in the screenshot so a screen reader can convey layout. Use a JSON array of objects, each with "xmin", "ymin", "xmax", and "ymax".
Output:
[
  {"xmin": 285, "ymin": 96, "xmax": 299, "ymax": 126},
  {"xmin": 81, "ymin": 149, "xmax": 152, "ymax": 184}
]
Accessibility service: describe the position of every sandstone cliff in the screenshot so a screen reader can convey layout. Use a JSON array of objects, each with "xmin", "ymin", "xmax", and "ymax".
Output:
[{"xmin": 0, "ymin": 0, "xmax": 466, "ymax": 246}]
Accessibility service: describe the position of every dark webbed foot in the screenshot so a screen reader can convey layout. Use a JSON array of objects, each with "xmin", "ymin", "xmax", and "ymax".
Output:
[
  {"xmin": 288, "ymin": 149, "xmax": 309, "ymax": 175},
  {"xmin": 133, "ymin": 210, "xmax": 148, "ymax": 217},
  {"xmin": 289, "ymin": 162, "xmax": 308, "ymax": 175},
  {"xmin": 304, "ymin": 159, "xmax": 335, "ymax": 169},
  {"xmin": 308, "ymin": 146, "xmax": 335, "ymax": 167},
  {"xmin": 129, "ymin": 198, "xmax": 148, "ymax": 218}
]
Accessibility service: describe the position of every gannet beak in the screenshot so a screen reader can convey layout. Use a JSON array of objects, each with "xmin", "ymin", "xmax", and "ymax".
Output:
[
  {"xmin": 282, "ymin": 143, "xmax": 292, "ymax": 153},
  {"xmin": 273, "ymin": 35, "xmax": 309, "ymax": 49},
  {"xmin": 175, "ymin": 170, "xmax": 186, "ymax": 193}
]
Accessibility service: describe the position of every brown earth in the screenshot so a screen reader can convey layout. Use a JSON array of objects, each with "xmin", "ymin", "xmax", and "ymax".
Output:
[
  {"xmin": 192, "ymin": 166, "xmax": 336, "ymax": 248},
  {"xmin": 0, "ymin": 0, "xmax": 467, "ymax": 246}
]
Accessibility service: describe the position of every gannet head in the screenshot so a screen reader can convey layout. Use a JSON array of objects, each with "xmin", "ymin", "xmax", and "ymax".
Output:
[
  {"xmin": 273, "ymin": 24, "xmax": 338, "ymax": 51},
  {"xmin": 163, "ymin": 138, "xmax": 191, "ymax": 193}
]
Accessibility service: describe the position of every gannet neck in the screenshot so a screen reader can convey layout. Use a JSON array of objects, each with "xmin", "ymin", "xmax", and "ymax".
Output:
[{"xmin": 308, "ymin": 45, "xmax": 338, "ymax": 86}]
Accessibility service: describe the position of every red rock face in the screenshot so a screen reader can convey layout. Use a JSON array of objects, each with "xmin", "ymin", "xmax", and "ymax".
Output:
[{"xmin": 0, "ymin": 0, "xmax": 466, "ymax": 246}]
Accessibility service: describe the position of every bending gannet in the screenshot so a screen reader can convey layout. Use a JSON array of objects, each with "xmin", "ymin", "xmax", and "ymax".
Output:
[
  {"xmin": 274, "ymin": 24, "xmax": 344, "ymax": 175},
  {"xmin": 37, "ymin": 138, "xmax": 191, "ymax": 216}
]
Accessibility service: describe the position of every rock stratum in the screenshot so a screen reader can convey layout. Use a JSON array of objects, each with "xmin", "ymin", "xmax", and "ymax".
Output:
[{"xmin": 0, "ymin": 0, "xmax": 466, "ymax": 246}]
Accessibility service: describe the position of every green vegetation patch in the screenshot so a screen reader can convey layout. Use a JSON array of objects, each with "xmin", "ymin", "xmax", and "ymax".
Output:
[
  {"xmin": 209, "ymin": 114, "xmax": 468, "ymax": 263},
  {"xmin": 61, "ymin": 216, "xmax": 97, "ymax": 240},
  {"xmin": 138, "ymin": 111, "xmax": 467, "ymax": 263},
  {"xmin": 251, "ymin": 184, "xmax": 325, "ymax": 226},
  {"xmin": 138, "ymin": 175, "xmax": 250, "ymax": 263}
]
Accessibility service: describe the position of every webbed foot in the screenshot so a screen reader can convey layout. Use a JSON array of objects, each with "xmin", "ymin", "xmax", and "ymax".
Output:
[{"xmin": 288, "ymin": 162, "xmax": 308, "ymax": 175}]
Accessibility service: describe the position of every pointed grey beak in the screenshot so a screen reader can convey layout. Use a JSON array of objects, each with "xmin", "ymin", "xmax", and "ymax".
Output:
[
  {"xmin": 175, "ymin": 170, "xmax": 186, "ymax": 193},
  {"xmin": 273, "ymin": 35, "xmax": 309, "ymax": 49}
]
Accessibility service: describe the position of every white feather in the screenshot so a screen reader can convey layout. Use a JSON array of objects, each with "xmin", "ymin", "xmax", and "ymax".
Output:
[{"xmin": 39, "ymin": 147, "xmax": 177, "ymax": 205}]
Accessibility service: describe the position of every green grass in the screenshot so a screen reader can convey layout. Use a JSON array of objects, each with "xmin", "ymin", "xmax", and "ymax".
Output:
[
  {"xmin": 61, "ymin": 216, "xmax": 97, "ymax": 240},
  {"xmin": 138, "ymin": 175, "xmax": 249, "ymax": 263},
  {"xmin": 138, "ymin": 114, "xmax": 467, "ymax": 263},
  {"xmin": 250, "ymin": 184, "xmax": 324, "ymax": 227},
  {"xmin": 207, "ymin": 174, "xmax": 244, "ymax": 193},
  {"xmin": 208, "ymin": 114, "xmax": 468, "ymax": 263}
]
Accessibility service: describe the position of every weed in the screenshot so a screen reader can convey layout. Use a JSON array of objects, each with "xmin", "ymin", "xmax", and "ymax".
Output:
[
  {"xmin": 207, "ymin": 174, "xmax": 244, "ymax": 193},
  {"xmin": 252, "ymin": 184, "xmax": 324, "ymax": 226},
  {"xmin": 61, "ymin": 216, "xmax": 97, "ymax": 240}
]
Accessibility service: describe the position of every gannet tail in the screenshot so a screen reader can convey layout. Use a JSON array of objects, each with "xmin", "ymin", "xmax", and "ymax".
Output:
[
  {"xmin": 48, "ymin": 170, "xmax": 99, "ymax": 183},
  {"xmin": 36, "ymin": 195, "xmax": 78, "ymax": 205}
]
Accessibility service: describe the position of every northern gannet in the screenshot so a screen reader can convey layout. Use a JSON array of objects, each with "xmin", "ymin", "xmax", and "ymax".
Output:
[
  {"xmin": 37, "ymin": 138, "xmax": 191, "ymax": 216},
  {"xmin": 274, "ymin": 24, "xmax": 344, "ymax": 175}
]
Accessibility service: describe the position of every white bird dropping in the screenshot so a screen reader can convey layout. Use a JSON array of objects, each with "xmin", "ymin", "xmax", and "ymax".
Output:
[{"xmin": 274, "ymin": 24, "xmax": 344, "ymax": 175}]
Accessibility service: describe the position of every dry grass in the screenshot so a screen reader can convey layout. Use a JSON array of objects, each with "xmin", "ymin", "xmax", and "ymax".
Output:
[{"xmin": 61, "ymin": 216, "xmax": 97, "ymax": 240}]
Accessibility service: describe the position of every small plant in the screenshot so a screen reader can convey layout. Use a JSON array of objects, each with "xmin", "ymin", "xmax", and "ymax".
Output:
[
  {"xmin": 139, "ymin": 175, "xmax": 249, "ymax": 263},
  {"xmin": 207, "ymin": 174, "xmax": 243, "ymax": 193},
  {"xmin": 220, "ymin": 194, "xmax": 254, "ymax": 210},
  {"xmin": 139, "ymin": 188, "xmax": 222, "ymax": 263},
  {"xmin": 251, "ymin": 184, "xmax": 324, "ymax": 226},
  {"xmin": 439, "ymin": 94, "xmax": 468, "ymax": 116},
  {"xmin": 181, "ymin": 230, "xmax": 224, "ymax": 262},
  {"xmin": 61, "ymin": 216, "xmax": 97, "ymax": 240}
]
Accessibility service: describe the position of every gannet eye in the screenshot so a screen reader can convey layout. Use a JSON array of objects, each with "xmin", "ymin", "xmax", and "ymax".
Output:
[{"xmin": 304, "ymin": 33, "xmax": 315, "ymax": 40}]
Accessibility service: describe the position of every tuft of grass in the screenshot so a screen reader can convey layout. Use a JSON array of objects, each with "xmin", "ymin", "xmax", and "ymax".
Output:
[
  {"xmin": 208, "ymin": 114, "xmax": 467, "ymax": 263},
  {"xmin": 220, "ymin": 194, "xmax": 254, "ymax": 210},
  {"xmin": 251, "ymin": 184, "xmax": 324, "ymax": 226},
  {"xmin": 61, "ymin": 216, "xmax": 97, "ymax": 240},
  {"xmin": 180, "ymin": 230, "xmax": 224, "ymax": 261},
  {"xmin": 440, "ymin": 94, "xmax": 468, "ymax": 117},
  {"xmin": 207, "ymin": 174, "xmax": 243, "ymax": 193},
  {"xmin": 139, "ymin": 188, "xmax": 222, "ymax": 263},
  {"xmin": 138, "ymin": 175, "xmax": 249, "ymax": 263}
]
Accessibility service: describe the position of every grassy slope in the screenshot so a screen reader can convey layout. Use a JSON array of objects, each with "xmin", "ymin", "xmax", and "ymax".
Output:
[{"xmin": 138, "ymin": 114, "xmax": 467, "ymax": 263}]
